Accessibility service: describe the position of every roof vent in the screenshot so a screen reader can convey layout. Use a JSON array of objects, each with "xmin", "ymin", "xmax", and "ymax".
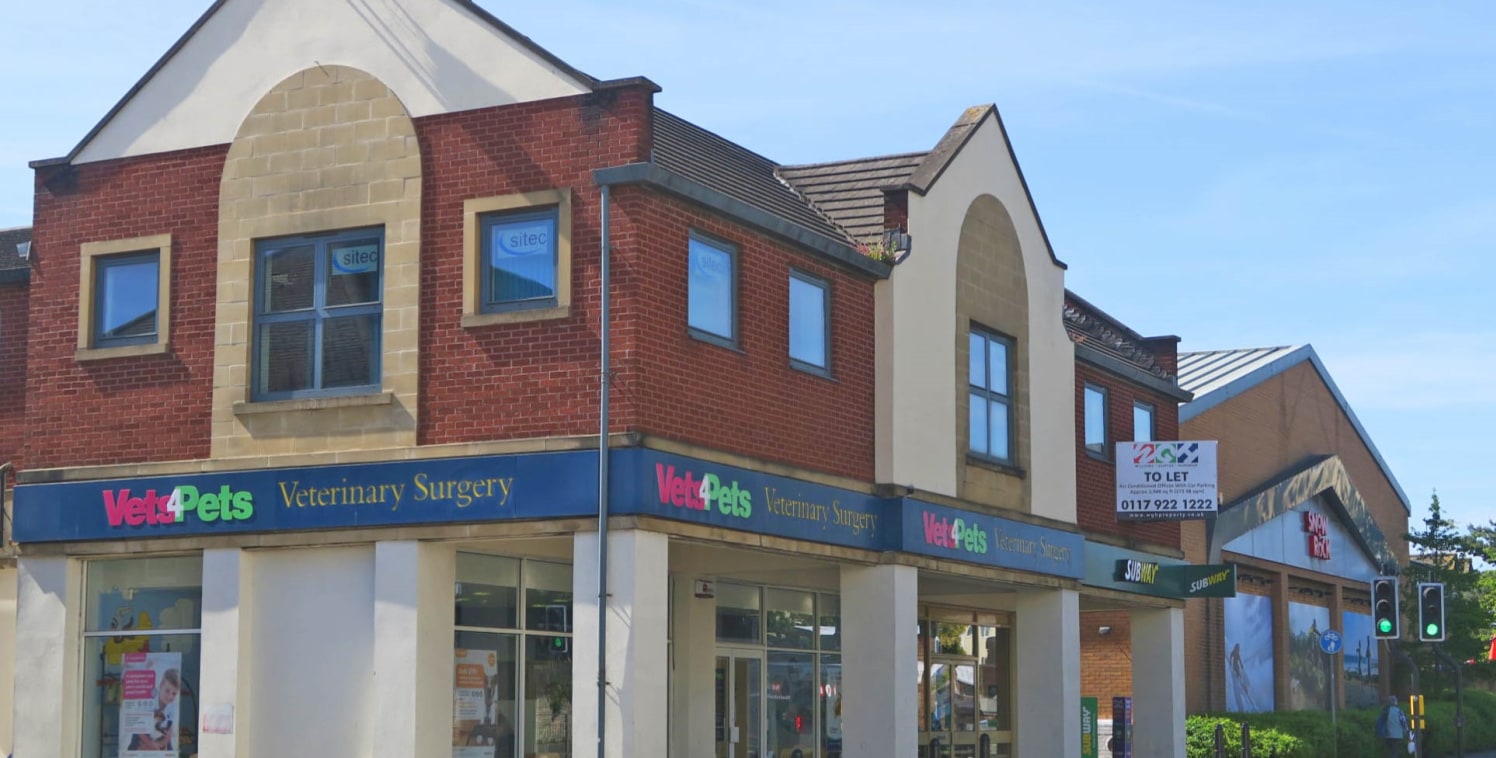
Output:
[{"xmin": 16, "ymin": 241, "xmax": 29, "ymax": 260}]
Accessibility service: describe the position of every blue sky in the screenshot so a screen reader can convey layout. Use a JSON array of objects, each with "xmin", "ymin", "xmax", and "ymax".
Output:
[{"xmin": 1, "ymin": 0, "xmax": 1491, "ymax": 532}]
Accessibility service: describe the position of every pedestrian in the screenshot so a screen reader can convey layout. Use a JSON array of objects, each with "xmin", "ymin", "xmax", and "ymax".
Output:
[{"xmin": 1374, "ymin": 695, "xmax": 1410, "ymax": 757}]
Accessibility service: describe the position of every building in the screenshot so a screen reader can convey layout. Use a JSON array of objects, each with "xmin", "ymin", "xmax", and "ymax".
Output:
[
  {"xmin": 2, "ymin": 1, "xmax": 1193, "ymax": 757},
  {"xmin": 1178, "ymin": 346, "xmax": 1411, "ymax": 714},
  {"xmin": 0, "ymin": 224, "xmax": 30, "ymax": 757}
]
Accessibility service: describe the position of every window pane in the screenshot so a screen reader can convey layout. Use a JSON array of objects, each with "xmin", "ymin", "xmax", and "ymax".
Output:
[
  {"xmin": 977, "ymin": 626, "xmax": 1012, "ymax": 732},
  {"xmin": 258, "ymin": 320, "xmax": 313, "ymax": 394},
  {"xmin": 968, "ymin": 332, "xmax": 985, "ymax": 388},
  {"xmin": 486, "ymin": 213, "xmax": 557, "ymax": 306},
  {"xmin": 766, "ymin": 651, "xmax": 816, "ymax": 757},
  {"xmin": 321, "ymin": 314, "xmax": 379, "ymax": 389},
  {"xmin": 765, "ymin": 588, "xmax": 815, "ymax": 650},
  {"xmin": 525, "ymin": 562, "xmax": 572, "ymax": 633},
  {"xmin": 716, "ymin": 583, "xmax": 761, "ymax": 644},
  {"xmin": 325, "ymin": 239, "xmax": 382, "ymax": 306},
  {"xmin": 989, "ymin": 400, "xmax": 1010, "ymax": 461},
  {"xmin": 261, "ymin": 243, "xmax": 315, "ymax": 312},
  {"xmin": 688, "ymin": 238, "xmax": 733, "ymax": 339},
  {"xmin": 1134, "ymin": 403, "xmax": 1154, "ymax": 442},
  {"xmin": 86, "ymin": 556, "xmax": 203, "ymax": 632},
  {"xmin": 987, "ymin": 339, "xmax": 1008, "ymax": 395},
  {"xmin": 968, "ymin": 392, "xmax": 988, "ymax": 455},
  {"xmin": 789, "ymin": 276, "xmax": 827, "ymax": 368},
  {"xmin": 453, "ymin": 631, "xmax": 518, "ymax": 758},
  {"xmin": 1084, "ymin": 386, "xmax": 1107, "ymax": 452},
  {"xmin": 81, "ymin": 635, "xmax": 200, "ymax": 758},
  {"xmin": 97, "ymin": 256, "xmax": 159, "ymax": 341},
  {"xmin": 526, "ymin": 635, "xmax": 572, "ymax": 758},
  {"xmin": 821, "ymin": 655, "xmax": 843, "ymax": 757},
  {"xmin": 819, "ymin": 594, "xmax": 841, "ymax": 652},
  {"xmin": 456, "ymin": 553, "xmax": 520, "ymax": 630}
]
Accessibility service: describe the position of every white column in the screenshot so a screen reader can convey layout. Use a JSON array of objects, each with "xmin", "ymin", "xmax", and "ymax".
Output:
[
  {"xmin": 14, "ymin": 556, "xmax": 79, "ymax": 758},
  {"xmin": 373, "ymin": 541, "xmax": 456, "ymax": 758},
  {"xmin": 668, "ymin": 555, "xmax": 717, "ymax": 758},
  {"xmin": 840, "ymin": 563, "xmax": 918, "ymax": 758},
  {"xmin": 1015, "ymin": 588, "xmax": 1080, "ymax": 758},
  {"xmin": 0, "ymin": 567, "xmax": 16, "ymax": 757},
  {"xmin": 572, "ymin": 529, "xmax": 669, "ymax": 758},
  {"xmin": 1131, "ymin": 607, "xmax": 1186, "ymax": 758},
  {"xmin": 197, "ymin": 548, "xmax": 255, "ymax": 758}
]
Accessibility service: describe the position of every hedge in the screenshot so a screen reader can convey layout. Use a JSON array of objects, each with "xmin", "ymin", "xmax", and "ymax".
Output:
[{"xmin": 1187, "ymin": 691, "xmax": 1496, "ymax": 757}]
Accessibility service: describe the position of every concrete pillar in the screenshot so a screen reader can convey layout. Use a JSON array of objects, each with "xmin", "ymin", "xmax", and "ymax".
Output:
[
  {"xmin": 373, "ymin": 541, "xmax": 456, "ymax": 758},
  {"xmin": 13, "ymin": 556, "xmax": 79, "ymax": 758},
  {"xmin": 197, "ymin": 549, "xmax": 255, "ymax": 758},
  {"xmin": 840, "ymin": 563, "xmax": 918, "ymax": 758},
  {"xmin": 0, "ymin": 566, "xmax": 16, "ymax": 757},
  {"xmin": 1015, "ymin": 588, "xmax": 1080, "ymax": 758},
  {"xmin": 669, "ymin": 552, "xmax": 717, "ymax": 758},
  {"xmin": 572, "ymin": 529, "xmax": 669, "ymax": 758},
  {"xmin": 1131, "ymin": 607, "xmax": 1186, "ymax": 758}
]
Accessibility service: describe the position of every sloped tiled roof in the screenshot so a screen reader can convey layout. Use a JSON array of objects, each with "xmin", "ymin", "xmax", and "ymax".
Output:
[
  {"xmin": 778, "ymin": 153, "xmax": 926, "ymax": 244},
  {"xmin": 0, "ymin": 227, "xmax": 33, "ymax": 274},
  {"xmin": 1178, "ymin": 345, "xmax": 1411, "ymax": 513},
  {"xmin": 652, "ymin": 109, "xmax": 851, "ymax": 246}
]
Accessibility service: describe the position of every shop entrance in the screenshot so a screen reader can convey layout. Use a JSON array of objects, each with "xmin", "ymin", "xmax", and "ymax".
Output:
[
  {"xmin": 917, "ymin": 609, "xmax": 1014, "ymax": 758},
  {"xmin": 716, "ymin": 649, "xmax": 764, "ymax": 758}
]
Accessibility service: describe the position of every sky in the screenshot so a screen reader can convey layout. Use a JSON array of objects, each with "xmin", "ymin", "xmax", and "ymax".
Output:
[{"xmin": 0, "ymin": 0, "xmax": 1492, "ymax": 532}]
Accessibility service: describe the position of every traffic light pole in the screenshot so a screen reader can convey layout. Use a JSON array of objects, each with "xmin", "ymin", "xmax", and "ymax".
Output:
[
  {"xmin": 1432, "ymin": 644, "xmax": 1465, "ymax": 758},
  {"xmin": 1388, "ymin": 642, "xmax": 1421, "ymax": 758}
]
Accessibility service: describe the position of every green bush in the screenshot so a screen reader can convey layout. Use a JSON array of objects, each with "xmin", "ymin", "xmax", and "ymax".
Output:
[
  {"xmin": 1188, "ymin": 694, "xmax": 1496, "ymax": 757},
  {"xmin": 1186, "ymin": 715, "xmax": 1306, "ymax": 758}
]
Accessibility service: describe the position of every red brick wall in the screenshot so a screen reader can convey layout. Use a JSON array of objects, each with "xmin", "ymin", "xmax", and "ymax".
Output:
[
  {"xmin": 0, "ymin": 283, "xmax": 29, "ymax": 468},
  {"xmin": 615, "ymin": 187, "xmax": 877, "ymax": 481},
  {"xmin": 27, "ymin": 146, "xmax": 227, "ymax": 469},
  {"xmin": 1080, "ymin": 610, "xmax": 1133, "ymax": 705},
  {"xmin": 1074, "ymin": 362, "xmax": 1181, "ymax": 548}
]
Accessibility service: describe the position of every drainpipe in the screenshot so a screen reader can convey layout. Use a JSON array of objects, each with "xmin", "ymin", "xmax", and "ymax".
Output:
[{"xmin": 595, "ymin": 184, "xmax": 612, "ymax": 758}]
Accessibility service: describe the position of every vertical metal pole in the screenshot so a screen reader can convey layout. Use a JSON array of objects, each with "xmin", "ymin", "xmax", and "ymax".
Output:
[
  {"xmin": 1213, "ymin": 722, "xmax": 1224, "ymax": 758},
  {"xmin": 1330, "ymin": 656, "xmax": 1338, "ymax": 758},
  {"xmin": 596, "ymin": 184, "xmax": 612, "ymax": 758}
]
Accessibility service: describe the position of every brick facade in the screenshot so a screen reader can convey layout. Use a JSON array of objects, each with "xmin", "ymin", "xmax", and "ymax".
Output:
[{"xmin": 1074, "ymin": 362, "xmax": 1181, "ymax": 548}]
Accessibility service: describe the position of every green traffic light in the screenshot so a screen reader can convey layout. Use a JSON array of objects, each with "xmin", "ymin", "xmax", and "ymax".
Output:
[
  {"xmin": 1378, "ymin": 618, "xmax": 1393, "ymax": 634},
  {"xmin": 1426, "ymin": 623, "xmax": 1440, "ymax": 637}
]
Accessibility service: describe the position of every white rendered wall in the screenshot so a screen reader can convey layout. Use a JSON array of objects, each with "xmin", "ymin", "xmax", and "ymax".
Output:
[
  {"xmin": 840, "ymin": 564, "xmax": 918, "ymax": 758},
  {"xmin": 13, "ymin": 557, "xmax": 80, "ymax": 758},
  {"xmin": 1132, "ymin": 607, "xmax": 1186, "ymax": 758},
  {"xmin": 668, "ymin": 554, "xmax": 717, "ymax": 758},
  {"xmin": 246, "ymin": 546, "xmax": 375, "ymax": 758},
  {"xmin": 0, "ymin": 567, "xmax": 15, "ymax": 756},
  {"xmin": 1014, "ymin": 589, "xmax": 1080, "ymax": 757},
  {"xmin": 74, "ymin": 0, "xmax": 590, "ymax": 163},
  {"xmin": 198, "ymin": 549, "xmax": 254, "ymax": 758},
  {"xmin": 572, "ymin": 530, "xmax": 669, "ymax": 758},
  {"xmin": 880, "ymin": 114, "xmax": 1076, "ymax": 524},
  {"xmin": 373, "ymin": 541, "xmax": 455, "ymax": 758}
]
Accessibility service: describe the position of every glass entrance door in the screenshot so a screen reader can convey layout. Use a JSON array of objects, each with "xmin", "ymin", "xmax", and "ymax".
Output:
[
  {"xmin": 925, "ymin": 659, "xmax": 979, "ymax": 757},
  {"xmin": 716, "ymin": 650, "xmax": 763, "ymax": 758}
]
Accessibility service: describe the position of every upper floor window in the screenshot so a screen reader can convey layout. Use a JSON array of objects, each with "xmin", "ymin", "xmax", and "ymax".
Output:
[
  {"xmin": 688, "ymin": 233, "xmax": 737, "ymax": 346},
  {"xmin": 482, "ymin": 207, "xmax": 558, "ymax": 311},
  {"xmin": 968, "ymin": 327, "xmax": 1013, "ymax": 462},
  {"xmin": 1084, "ymin": 384, "xmax": 1108, "ymax": 457},
  {"xmin": 788, "ymin": 270, "xmax": 829, "ymax": 373},
  {"xmin": 1133, "ymin": 401, "xmax": 1155, "ymax": 442},
  {"xmin": 253, "ymin": 228, "xmax": 383, "ymax": 400},
  {"xmin": 94, "ymin": 253, "xmax": 160, "ymax": 347}
]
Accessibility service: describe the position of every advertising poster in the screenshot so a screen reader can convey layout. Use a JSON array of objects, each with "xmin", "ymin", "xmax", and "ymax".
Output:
[
  {"xmin": 1081, "ymin": 697, "xmax": 1098, "ymax": 758},
  {"xmin": 453, "ymin": 649, "xmax": 503, "ymax": 757},
  {"xmin": 1287, "ymin": 602, "xmax": 1332, "ymax": 711},
  {"xmin": 120, "ymin": 651, "xmax": 182, "ymax": 757},
  {"xmin": 1342, "ymin": 610, "xmax": 1381, "ymax": 708},
  {"xmin": 1224, "ymin": 593, "xmax": 1275, "ymax": 712}
]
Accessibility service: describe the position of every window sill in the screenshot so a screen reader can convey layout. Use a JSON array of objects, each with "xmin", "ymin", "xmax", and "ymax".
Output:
[
  {"xmin": 461, "ymin": 305, "xmax": 570, "ymax": 328},
  {"xmin": 1084, "ymin": 449, "xmax": 1113, "ymax": 464},
  {"xmin": 233, "ymin": 391, "xmax": 395, "ymax": 416},
  {"xmin": 790, "ymin": 360, "xmax": 834, "ymax": 381},
  {"xmin": 688, "ymin": 328, "xmax": 742, "ymax": 353},
  {"xmin": 75, "ymin": 342, "xmax": 169, "ymax": 362},
  {"xmin": 966, "ymin": 454, "xmax": 1027, "ymax": 479}
]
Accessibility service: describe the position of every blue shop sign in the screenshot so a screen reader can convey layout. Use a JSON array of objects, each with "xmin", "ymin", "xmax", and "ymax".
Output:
[
  {"xmin": 609, "ymin": 449, "xmax": 893, "ymax": 552},
  {"xmin": 13, "ymin": 450, "xmax": 598, "ymax": 542},
  {"xmin": 898, "ymin": 499, "xmax": 1085, "ymax": 579}
]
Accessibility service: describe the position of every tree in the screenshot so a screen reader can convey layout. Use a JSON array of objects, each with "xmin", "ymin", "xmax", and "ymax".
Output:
[{"xmin": 1405, "ymin": 493, "xmax": 1493, "ymax": 689}]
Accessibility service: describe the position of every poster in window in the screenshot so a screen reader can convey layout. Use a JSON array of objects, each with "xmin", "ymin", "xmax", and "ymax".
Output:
[
  {"xmin": 453, "ymin": 648, "xmax": 505, "ymax": 757},
  {"xmin": 120, "ymin": 651, "xmax": 182, "ymax": 757}
]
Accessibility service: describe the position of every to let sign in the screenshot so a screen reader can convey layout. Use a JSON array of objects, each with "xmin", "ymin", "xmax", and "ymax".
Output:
[{"xmin": 1115, "ymin": 441, "xmax": 1218, "ymax": 521}]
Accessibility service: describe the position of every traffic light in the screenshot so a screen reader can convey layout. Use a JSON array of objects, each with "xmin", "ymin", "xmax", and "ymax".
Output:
[
  {"xmin": 1418, "ymin": 582, "xmax": 1446, "ymax": 642},
  {"xmin": 1372, "ymin": 576, "xmax": 1400, "ymax": 639}
]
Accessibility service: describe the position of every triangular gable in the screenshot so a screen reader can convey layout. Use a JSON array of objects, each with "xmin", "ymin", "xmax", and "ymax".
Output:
[
  {"xmin": 1211, "ymin": 455, "xmax": 1396, "ymax": 576},
  {"xmin": 52, "ymin": 0, "xmax": 596, "ymax": 165}
]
